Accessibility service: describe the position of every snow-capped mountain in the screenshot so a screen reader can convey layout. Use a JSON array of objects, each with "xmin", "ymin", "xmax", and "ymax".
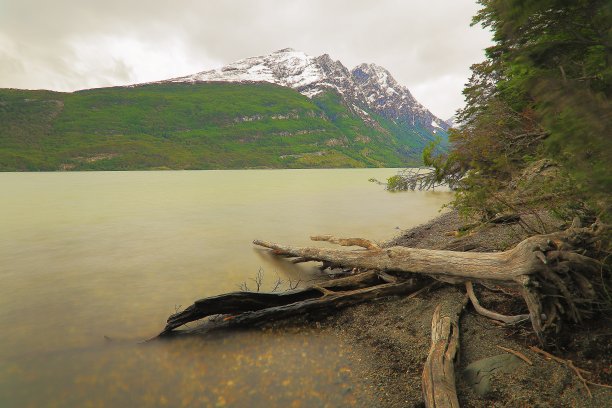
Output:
[
  {"xmin": 351, "ymin": 63, "xmax": 446, "ymax": 133},
  {"xmin": 169, "ymin": 48, "xmax": 448, "ymax": 134}
]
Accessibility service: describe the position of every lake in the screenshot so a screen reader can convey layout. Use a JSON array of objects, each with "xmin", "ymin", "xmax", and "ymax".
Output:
[{"xmin": 0, "ymin": 169, "xmax": 451, "ymax": 407}]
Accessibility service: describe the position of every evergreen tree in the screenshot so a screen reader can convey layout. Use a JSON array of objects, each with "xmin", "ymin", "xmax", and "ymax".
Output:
[{"xmin": 446, "ymin": 0, "xmax": 611, "ymax": 219}]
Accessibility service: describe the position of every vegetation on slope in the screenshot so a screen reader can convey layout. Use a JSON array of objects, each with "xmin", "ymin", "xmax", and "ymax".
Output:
[
  {"xmin": 0, "ymin": 82, "xmax": 442, "ymax": 171},
  {"xmin": 419, "ymin": 0, "xmax": 610, "ymax": 222}
]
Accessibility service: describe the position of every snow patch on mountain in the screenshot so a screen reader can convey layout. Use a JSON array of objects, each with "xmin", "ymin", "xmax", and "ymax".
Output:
[
  {"xmin": 173, "ymin": 48, "xmax": 335, "ymax": 96},
  {"xmin": 350, "ymin": 63, "xmax": 446, "ymax": 132},
  {"xmin": 168, "ymin": 48, "xmax": 448, "ymax": 133}
]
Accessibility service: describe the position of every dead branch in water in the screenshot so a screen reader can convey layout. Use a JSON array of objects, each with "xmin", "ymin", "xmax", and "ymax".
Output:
[{"xmin": 158, "ymin": 271, "xmax": 424, "ymax": 336}]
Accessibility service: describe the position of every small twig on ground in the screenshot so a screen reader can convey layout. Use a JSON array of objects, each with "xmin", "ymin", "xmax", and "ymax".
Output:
[
  {"xmin": 529, "ymin": 346, "xmax": 603, "ymax": 397},
  {"xmin": 496, "ymin": 345, "xmax": 533, "ymax": 365}
]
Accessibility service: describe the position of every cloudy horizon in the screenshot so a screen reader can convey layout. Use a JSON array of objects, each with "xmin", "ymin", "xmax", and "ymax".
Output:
[{"xmin": 0, "ymin": 0, "xmax": 492, "ymax": 119}]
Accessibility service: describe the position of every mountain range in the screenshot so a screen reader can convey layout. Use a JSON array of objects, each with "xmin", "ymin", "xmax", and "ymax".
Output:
[
  {"xmin": 168, "ymin": 48, "xmax": 448, "ymax": 135},
  {"xmin": 0, "ymin": 48, "xmax": 449, "ymax": 171}
]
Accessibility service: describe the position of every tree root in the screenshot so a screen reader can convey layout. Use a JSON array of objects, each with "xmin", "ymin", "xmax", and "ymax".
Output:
[
  {"xmin": 529, "ymin": 346, "xmax": 612, "ymax": 397},
  {"xmin": 496, "ymin": 345, "xmax": 533, "ymax": 365},
  {"xmin": 465, "ymin": 281, "xmax": 530, "ymax": 324}
]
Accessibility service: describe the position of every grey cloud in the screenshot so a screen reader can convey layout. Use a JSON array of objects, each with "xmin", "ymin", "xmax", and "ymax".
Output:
[{"xmin": 0, "ymin": 0, "xmax": 491, "ymax": 118}]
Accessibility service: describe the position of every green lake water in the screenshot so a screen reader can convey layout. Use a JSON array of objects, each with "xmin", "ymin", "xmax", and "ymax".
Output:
[{"xmin": 0, "ymin": 169, "xmax": 451, "ymax": 407}]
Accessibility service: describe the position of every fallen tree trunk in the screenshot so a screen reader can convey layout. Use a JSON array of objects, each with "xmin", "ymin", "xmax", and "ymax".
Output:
[
  {"xmin": 158, "ymin": 271, "xmax": 424, "ymax": 336},
  {"xmin": 254, "ymin": 220, "xmax": 607, "ymax": 341},
  {"xmin": 422, "ymin": 295, "xmax": 467, "ymax": 408}
]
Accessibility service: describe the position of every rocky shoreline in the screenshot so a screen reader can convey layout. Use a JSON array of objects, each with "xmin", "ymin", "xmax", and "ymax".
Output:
[{"xmin": 266, "ymin": 210, "xmax": 611, "ymax": 407}]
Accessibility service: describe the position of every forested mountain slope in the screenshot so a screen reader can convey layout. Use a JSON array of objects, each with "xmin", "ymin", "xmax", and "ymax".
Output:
[{"xmin": 0, "ymin": 49, "xmax": 448, "ymax": 171}]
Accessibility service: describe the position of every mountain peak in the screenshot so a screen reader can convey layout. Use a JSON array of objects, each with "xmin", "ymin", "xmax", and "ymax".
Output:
[
  {"xmin": 354, "ymin": 62, "xmax": 390, "ymax": 74},
  {"xmin": 274, "ymin": 47, "xmax": 298, "ymax": 53},
  {"xmin": 167, "ymin": 49, "xmax": 448, "ymax": 132},
  {"xmin": 352, "ymin": 63, "xmax": 400, "ymax": 90}
]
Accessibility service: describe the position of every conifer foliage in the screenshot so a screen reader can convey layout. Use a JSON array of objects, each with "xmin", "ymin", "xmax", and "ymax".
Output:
[{"xmin": 445, "ymin": 0, "xmax": 611, "ymax": 219}]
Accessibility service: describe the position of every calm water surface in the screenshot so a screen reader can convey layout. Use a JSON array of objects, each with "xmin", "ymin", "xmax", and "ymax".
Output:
[{"xmin": 0, "ymin": 169, "xmax": 451, "ymax": 407}]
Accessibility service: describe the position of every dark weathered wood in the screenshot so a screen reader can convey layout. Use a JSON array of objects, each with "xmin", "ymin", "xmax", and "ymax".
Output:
[
  {"xmin": 188, "ymin": 279, "xmax": 421, "ymax": 334},
  {"xmin": 159, "ymin": 271, "xmax": 424, "ymax": 336},
  {"xmin": 422, "ymin": 294, "xmax": 467, "ymax": 408}
]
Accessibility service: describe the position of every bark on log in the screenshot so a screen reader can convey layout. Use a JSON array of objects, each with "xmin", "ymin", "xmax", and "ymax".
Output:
[
  {"xmin": 254, "ymin": 221, "xmax": 607, "ymax": 341},
  {"xmin": 159, "ymin": 271, "xmax": 424, "ymax": 337},
  {"xmin": 422, "ymin": 294, "xmax": 467, "ymax": 408},
  {"xmin": 255, "ymin": 234, "xmax": 550, "ymax": 282}
]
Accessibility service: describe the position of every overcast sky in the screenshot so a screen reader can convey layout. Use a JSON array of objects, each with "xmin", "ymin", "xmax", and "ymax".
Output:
[{"xmin": 0, "ymin": 0, "xmax": 492, "ymax": 119}]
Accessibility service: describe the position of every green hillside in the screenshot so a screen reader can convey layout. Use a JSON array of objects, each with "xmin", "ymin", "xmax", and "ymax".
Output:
[{"xmin": 0, "ymin": 82, "xmax": 443, "ymax": 171}]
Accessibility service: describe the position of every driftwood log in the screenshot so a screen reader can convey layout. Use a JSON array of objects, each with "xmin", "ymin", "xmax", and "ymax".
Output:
[
  {"xmin": 158, "ymin": 270, "xmax": 424, "ymax": 337},
  {"xmin": 254, "ymin": 219, "xmax": 607, "ymax": 342},
  {"xmin": 422, "ymin": 295, "xmax": 467, "ymax": 408}
]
